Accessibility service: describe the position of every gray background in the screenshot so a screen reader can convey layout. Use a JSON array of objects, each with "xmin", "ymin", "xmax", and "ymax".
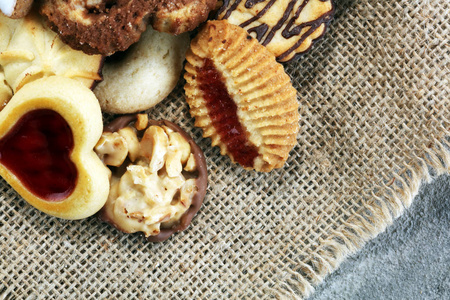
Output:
[{"xmin": 310, "ymin": 174, "xmax": 450, "ymax": 300}]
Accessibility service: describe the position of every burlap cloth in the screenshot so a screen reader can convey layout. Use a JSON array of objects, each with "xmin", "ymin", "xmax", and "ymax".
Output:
[{"xmin": 0, "ymin": 0, "xmax": 449, "ymax": 298}]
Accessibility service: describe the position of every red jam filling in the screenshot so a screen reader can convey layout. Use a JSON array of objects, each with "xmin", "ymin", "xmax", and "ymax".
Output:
[
  {"xmin": 197, "ymin": 58, "xmax": 259, "ymax": 168},
  {"xmin": 0, "ymin": 109, "xmax": 77, "ymax": 201}
]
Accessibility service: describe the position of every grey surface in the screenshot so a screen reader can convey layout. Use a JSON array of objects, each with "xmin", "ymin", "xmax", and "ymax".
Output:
[{"xmin": 309, "ymin": 174, "xmax": 450, "ymax": 300}]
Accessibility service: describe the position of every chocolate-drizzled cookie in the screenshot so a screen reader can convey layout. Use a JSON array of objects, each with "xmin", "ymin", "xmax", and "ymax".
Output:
[{"xmin": 217, "ymin": 0, "xmax": 335, "ymax": 62}]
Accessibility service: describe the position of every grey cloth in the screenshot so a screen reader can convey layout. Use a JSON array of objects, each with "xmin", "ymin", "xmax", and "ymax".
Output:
[{"xmin": 310, "ymin": 174, "xmax": 450, "ymax": 300}]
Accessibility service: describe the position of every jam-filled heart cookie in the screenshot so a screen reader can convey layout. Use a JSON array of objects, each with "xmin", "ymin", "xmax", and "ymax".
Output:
[
  {"xmin": 184, "ymin": 20, "xmax": 299, "ymax": 172},
  {"xmin": 0, "ymin": 10, "xmax": 103, "ymax": 93},
  {"xmin": 217, "ymin": 0, "xmax": 335, "ymax": 62},
  {"xmin": 95, "ymin": 114, "xmax": 208, "ymax": 242},
  {"xmin": 0, "ymin": 76, "xmax": 110, "ymax": 219}
]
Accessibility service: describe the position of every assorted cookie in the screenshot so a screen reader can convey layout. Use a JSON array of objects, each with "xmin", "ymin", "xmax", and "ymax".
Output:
[
  {"xmin": 217, "ymin": 0, "xmax": 335, "ymax": 62},
  {"xmin": 94, "ymin": 27, "xmax": 190, "ymax": 114},
  {"xmin": 95, "ymin": 115, "xmax": 207, "ymax": 242},
  {"xmin": 184, "ymin": 20, "xmax": 300, "ymax": 172},
  {"xmin": 39, "ymin": 0, "xmax": 155, "ymax": 56},
  {"xmin": 0, "ymin": 0, "xmax": 336, "ymax": 240},
  {"xmin": 150, "ymin": 0, "xmax": 218, "ymax": 35},
  {"xmin": 0, "ymin": 76, "xmax": 110, "ymax": 219},
  {"xmin": 39, "ymin": 0, "xmax": 218, "ymax": 56},
  {"xmin": 0, "ymin": 11, "xmax": 103, "ymax": 93}
]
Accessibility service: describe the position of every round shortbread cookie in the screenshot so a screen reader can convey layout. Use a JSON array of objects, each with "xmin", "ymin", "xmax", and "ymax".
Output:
[{"xmin": 94, "ymin": 27, "xmax": 190, "ymax": 114}]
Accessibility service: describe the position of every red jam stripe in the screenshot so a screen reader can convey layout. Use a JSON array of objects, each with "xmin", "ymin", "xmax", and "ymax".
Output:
[{"xmin": 196, "ymin": 58, "xmax": 259, "ymax": 168}]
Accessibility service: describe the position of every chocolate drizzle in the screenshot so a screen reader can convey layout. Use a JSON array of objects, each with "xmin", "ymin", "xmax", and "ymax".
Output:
[
  {"xmin": 219, "ymin": 0, "xmax": 335, "ymax": 61},
  {"xmin": 247, "ymin": 23, "xmax": 269, "ymax": 42},
  {"xmin": 240, "ymin": 0, "xmax": 276, "ymax": 29},
  {"xmin": 221, "ymin": 0, "xmax": 243, "ymax": 20},
  {"xmin": 261, "ymin": 0, "xmax": 297, "ymax": 46},
  {"xmin": 245, "ymin": 0, "xmax": 267, "ymax": 8}
]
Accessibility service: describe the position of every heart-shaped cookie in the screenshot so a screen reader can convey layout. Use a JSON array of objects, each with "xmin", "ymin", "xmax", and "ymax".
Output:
[{"xmin": 0, "ymin": 76, "xmax": 110, "ymax": 219}]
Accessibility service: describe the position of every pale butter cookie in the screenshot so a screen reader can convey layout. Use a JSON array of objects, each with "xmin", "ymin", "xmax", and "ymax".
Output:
[
  {"xmin": 94, "ymin": 26, "xmax": 189, "ymax": 114},
  {"xmin": 0, "ymin": 11, "xmax": 103, "ymax": 93}
]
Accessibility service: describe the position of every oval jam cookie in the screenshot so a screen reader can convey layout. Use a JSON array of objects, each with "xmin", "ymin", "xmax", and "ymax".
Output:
[
  {"xmin": 0, "ymin": 76, "xmax": 110, "ymax": 220},
  {"xmin": 184, "ymin": 20, "xmax": 300, "ymax": 172},
  {"xmin": 217, "ymin": 0, "xmax": 335, "ymax": 62}
]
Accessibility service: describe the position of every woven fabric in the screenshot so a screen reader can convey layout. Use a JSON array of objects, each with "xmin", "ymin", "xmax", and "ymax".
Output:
[{"xmin": 1, "ymin": 0, "xmax": 449, "ymax": 298}]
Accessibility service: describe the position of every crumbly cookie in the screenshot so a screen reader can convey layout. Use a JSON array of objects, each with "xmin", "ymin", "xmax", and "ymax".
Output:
[
  {"xmin": 217, "ymin": 0, "xmax": 335, "ymax": 62},
  {"xmin": 39, "ymin": 0, "xmax": 216, "ymax": 55},
  {"xmin": 150, "ymin": 0, "xmax": 218, "ymax": 35},
  {"xmin": 94, "ymin": 26, "xmax": 189, "ymax": 114},
  {"xmin": 0, "ymin": 76, "xmax": 110, "ymax": 220},
  {"xmin": 96, "ymin": 115, "xmax": 208, "ymax": 242},
  {"xmin": 0, "ymin": 0, "xmax": 33, "ymax": 19},
  {"xmin": 0, "ymin": 11, "xmax": 103, "ymax": 93},
  {"xmin": 39, "ymin": 0, "xmax": 155, "ymax": 55},
  {"xmin": 184, "ymin": 20, "xmax": 299, "ymax": 172}
]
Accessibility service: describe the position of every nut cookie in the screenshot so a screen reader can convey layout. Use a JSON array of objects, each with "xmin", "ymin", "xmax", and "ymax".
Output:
[
  {"xmin": 0, "ymin": 11, "xmax": 102, "ymax": 93},
  {"xmin": 96, "ymin": 115, "xmax": 208, "ymax": 242},
  {"xmin": 217, "ymin": 0, "xmax": 335, "ymax": 62},
  {"xmin": 184, "ymin": 20, "xmax": 299, "ymax": 172}
]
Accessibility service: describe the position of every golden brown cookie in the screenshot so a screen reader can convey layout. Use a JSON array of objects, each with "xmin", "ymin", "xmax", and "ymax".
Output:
[
  {"xmin": 217, "ymin": 0, "xmax": 335, "ymax": 62},
  {"xmin": 150, "ymin": 0, "xmax": 218, "ymax": 35},
  {"xmin": 184, "ymin": 20, "xmax": 299, "ymax": 172},
  {"xmin": 39, "ymin": 0, "xmax": 155, "ymax": 56},
  {"xmin": 0, "ymin": 0, "xmax": 34, "ymax": 19}
]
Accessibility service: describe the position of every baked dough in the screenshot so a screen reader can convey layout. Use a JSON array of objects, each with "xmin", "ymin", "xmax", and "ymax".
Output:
[
  {"xmin": 217, "ymin": 0, "xmax": 335, "ymax": 62},
  {"xmin": 184, "ymin": 20, "xmax": 299, "ymax": 172},
  {"xmin": 0, "ymin": 76, "xmax": 110, "ymax": 220},
  {"xmin": 94, "ymin": 26, "xmax": 189, "ymax": 114},
  {"xmin": 150, "ymin": 0, "xmax": 217, "ymax": 34},
  {"xmin": 0, "ymin": 0, "xmax": 33, "ymax": 19},
  {"xmin": 39, "ymin": 0, "xmax": 154, "ymax": 55},
  {"xmin": 96, "ymin": 116, "xmax": 208, "ymax": 242},
  {"xmin": 0, "ymin": 11, "xmax": 103, "ymax": 93}
]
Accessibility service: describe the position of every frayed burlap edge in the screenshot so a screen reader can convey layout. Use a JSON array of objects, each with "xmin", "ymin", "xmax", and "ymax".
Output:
[{"xmin": 296, "ymin": 138, "xmax": 450, "ymax": 298}]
